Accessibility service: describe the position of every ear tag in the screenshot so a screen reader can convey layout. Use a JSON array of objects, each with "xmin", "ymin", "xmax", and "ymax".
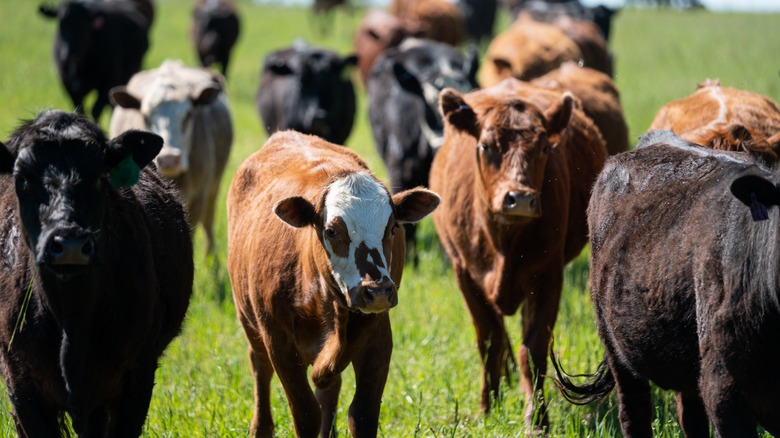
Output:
[
  {"xmin": 458, "ymin": 104, "xmax": 470, "ymax": 111},
  {"xmin": 110, "ymin": 154, "xmax": 141, "ymax": 188},
  {"xmin": 750, "ymin": 192, "xmax": 769, "ymax": 221}
]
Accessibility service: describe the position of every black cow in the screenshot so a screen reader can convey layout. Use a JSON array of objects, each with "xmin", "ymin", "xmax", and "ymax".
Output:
[
  {"xmin": 255, "ymin": 41, "xmax": 358, "ymax": 145},
  {"xmin": 0, "ymin": 111, "xmax": 193, "ymax": 436},
  {"xmin": 191, "ymin": 0, "xmax": 240, "ymax": 78},
  {"xmin": 367, "ymin": 38, "xmax": 478, "ymax": 263},
  {"xmin": 553, "ymin": 130, "xmax": 780, "ymax": 436},
  {"xmin": 512, "ymin": 0, "xmax": 618, "ymax": 41},
  {"xmin": 38, "ymin": 0, "xmax": 152, "ymax": 121},
  {"xmin": 459, "ymin": 0, "xmax": 498, "ymax": 45}
]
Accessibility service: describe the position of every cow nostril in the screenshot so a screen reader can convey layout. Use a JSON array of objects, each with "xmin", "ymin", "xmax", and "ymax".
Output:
[
  {"xmin": 49, "ymin": 238, "xmax": 65, "ymax": 257},
  {"xmin": 504, "ymin": 192, "xmax": 518, "ymax": 209},
  {"xmin": 529, "ymin": 197, "xmax": 537, "ymax": 210}
]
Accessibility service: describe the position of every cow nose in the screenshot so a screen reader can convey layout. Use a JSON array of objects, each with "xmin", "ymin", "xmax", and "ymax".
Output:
[
  {"xmin": 362, "ymin": 278, "xmax": 398, "ymax": 311},
  {"xmin": 503, "ymin": 191, "xmax": 541, "ymax": 217},
  {"xmin": 47, "ymin": 233, "xmax": 94, "ymax": 266}
]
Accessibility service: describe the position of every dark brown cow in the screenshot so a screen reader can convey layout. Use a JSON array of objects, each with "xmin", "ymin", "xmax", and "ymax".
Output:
[
  {"xmin": 481, "ymin": 13, "xmax": 581, "ymax": 87},
  {"xmin": 227, "ymin": 130, "xmax": 439, "ymax": 437},
  {"xmin": 430, "ymin": 78, "xmax": 606, "ymax": 431},
  {"xmin": 354, "ymin": 9, "xmax": 421, "ymax": 86},
  {"xmin": 0, "ymin": 110, "xmax": 193, "ymax": 436},
  {"xmin": 533, "ymin": 61, "xmax": 628, "ymax": 155},
  {"xmin": 390, "ymin": 0, "xmax": 465, "ymax": 46},
  {"xmin": 191, "ymin": 0, "xmax": 240, "ymax": 78},
  {"xmin": 649, "ymin": 80, "xmax": 780, "ymax": 161}
]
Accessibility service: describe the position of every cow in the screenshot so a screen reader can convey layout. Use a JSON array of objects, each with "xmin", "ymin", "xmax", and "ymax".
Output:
[
  {"xmin": 367, "ymin": 38, "xmax": 478, "ymax": 264},
  {"xmin": 458, "ymin": 0, "xmax": 498, "ymax": 45},
  {"xmin": 38, "ymin": 0, "xmax": 152, "ymax": 121},
  {"xmin": 353, "ymin": 9, "xmax": 421, "ymax": 86},
  {"xmin": 256, "ymin": 41, "xmax": 358, "ymax": 145},
  {"xmin": 533, "ymin": 61, "xmax": 628, "ymax": 155},
  {"xmin": 109, "ymin": 59, "xmax": 234, "ymax": 253},
  {"xmin": 552, "ymin": 130, "xmax": 780, "ymax": 437},
  {"xmin": 226, "ymin": 130, "xmax": 440, "ymax": 437},
  {"xmin": 548, "ymin": 15, "xmax": 613, "ymax": 77},
  {"xmin": 429, "ymin": 78, "xmax": 607, "ymax": 432},
  {"xmin": 649, "ymin": 80, "xmax": 780, "ymax": 161},
  {"xmin": 390, "ymin": 0, "xmax": 466, "ymax": 47},
  {"xmin": 0, "ymin": 110, "xmax": 193, "ymax": 436},
  {"xmin": 191, "ymin": 0, "xmax": 240, "ymax": 78},
  {"xmin": 511, "ymin": 0, "xmax": 619, "ymax": 42},
  {"xmin": 480, "ymin": 13, "xmax": 582, "ymax": 87}
]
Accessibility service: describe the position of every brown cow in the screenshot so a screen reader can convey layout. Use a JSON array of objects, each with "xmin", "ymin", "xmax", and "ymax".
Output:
[
  {"xmin": 227, "ymin": 130, "xmax": 439, "ymax": 437},
  {"xmin": 354, "ymin": 9, "xmax": 420, "ymax": 86},
  {"xmin": 649, "ymin": 80, "xmax": 780, "ymax": 161},
  {"xmin": 549, "ymin": 15, "xmax": 613, "ymax": 77},
  {"xmin": 533, "ymin": 61, "xmax": 628, "ymax": 155},
  {"xmin": 481, "ymin": 12, "xmax": 582, "ymax": 87},
  {"xmin": 430, "ymin": 78, "xmax": 606, "ymax": 431},
  {"xmin": 390, "ymin": 0, "xmax": 465, "ymax": 46}
]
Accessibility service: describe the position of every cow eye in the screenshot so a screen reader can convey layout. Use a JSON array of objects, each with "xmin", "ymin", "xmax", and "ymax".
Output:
[{"xmin": 324, "ymin": 227, "xmax": 338, "ymax": 239}]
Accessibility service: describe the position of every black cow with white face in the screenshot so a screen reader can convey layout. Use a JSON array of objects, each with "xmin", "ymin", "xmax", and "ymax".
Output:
[
  {"xmin": 255, "ymin": 41, "xmax": 358, "ymax": 145},
  {"xmin": 0, "ymin": 110, "xmax": 193, "ymax": 436},
  {"xmin": 367, "ymin": 38, "xmax": 478, "ymax": 262},
  {"xmin": 38, "ymin": 0, "xmax": 152, "ymax": 121}
]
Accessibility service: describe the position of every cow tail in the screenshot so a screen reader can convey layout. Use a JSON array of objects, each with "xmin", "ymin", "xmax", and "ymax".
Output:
[{"xmin": 548, "ymin": 348, "xmax": 615, "ymax": 406}]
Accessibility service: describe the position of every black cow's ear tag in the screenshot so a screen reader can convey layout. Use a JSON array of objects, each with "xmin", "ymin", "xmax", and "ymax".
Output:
[
  {"xmin": 750, "ymin": 192, "xmax": 769, "ymax": 221},
  {"xmin": 110, "ymin": 154, "xmax": 141, "ymax": 188}
]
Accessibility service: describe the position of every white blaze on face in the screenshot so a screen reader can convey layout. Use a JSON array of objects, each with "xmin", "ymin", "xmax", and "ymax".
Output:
[
  {"xmin": 323, "ymin": 171, "xmax": 392, "ymax": 298},
  {"xmin": 141, "ymin": 81, "xmax": 194, "ymax": 176}
]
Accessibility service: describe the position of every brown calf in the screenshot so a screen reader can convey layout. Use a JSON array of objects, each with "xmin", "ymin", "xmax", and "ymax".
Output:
[
  {"xmin": 649, "ymin": 80, "xmax": 780, "ymax": 161},
  {"xmin": 227, "ymin": 131, "xmax": 439, "ymax": 437},
  {"xmin": 430, "ymin": 79, "xmax": 606, "ymax": 432},
  {"xmin": 390, "ymin": 0, "xmax": 465, "ymax": 46}
]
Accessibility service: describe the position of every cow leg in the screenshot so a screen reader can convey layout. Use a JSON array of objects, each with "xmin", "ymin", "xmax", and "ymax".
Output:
[
  {"xmin": 201, "ymin": 185, "xmax": 220, "ymax": 254},
  {"xmin": 348, "ymin": 315, "xmax": 392, "ymax": 437},
  {"xmin": 315, "ymin": 374, "xmax": 341, "ymax": 438},
  {"xmin": 454, "ymin": 267, "xmax": 511, "ymax": 412},
  {"xmin": 9, "ymin": 386, "xmax": 61, "ymax": 437},
  {"xmin": 699, "ymin": 360, "xmax": 758, "ymax": 438},
  {"xmin": 675, "ymin": 390, "xmax": 709, "ymax": 438},
  {"xmin": 249, "ymin": 343, "xmax": 276, "ymax": 438},
  {"xmin": 110, "ymin": 358, "xmax": 159, "ymax": 438},
  {"xmin": 91, "ymin": 90, "xmax": 110, "ymax": 121},
  {"xmin": 610, "ymin": 357, "xmax": 653, "ymax": 438}
]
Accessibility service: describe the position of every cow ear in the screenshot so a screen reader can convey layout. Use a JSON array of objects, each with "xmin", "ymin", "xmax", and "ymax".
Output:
[
  {"xmin": 440, "ymin": 88, "xmax": 480, "ymax": 139},
  {"xmin": 274, "ymin": 197, "xmax": 317, "ymax": 228},
  {"xmin": 545, "ymin": 92, "xmax": 574, "ymax": 135},
  {"xmin": 38, "ymin": 5, "xmax": 58, "ymax": 18},
  {"xmin": 464, "ymin": 44, "xmax": 480, "ymax": 86},
  {"xmin": 492, "ymin": 58, "xmax": 512, "ymax": 76},
  {"xmin": 393, "ymin": 62, "xmax": 423, "ymax": 96},
  {"xmin": 193, "ymin": 85, "xmax": 221, "ymax": 106},
  {"xmin": 730, "ymin": 175, "xmax": 780, "ymax": 221},
  {"xmin": 106, "ymin": 130, "xmax": 163, "ymax": 187},
  {"xmin": 110, "ymin": 87, "xmax": 142, "ymax": 110},
  {"xmin": 0, "ymin": 141, "xmax": 14, "ymax": 174},
  {"xmin": 393, "ymin": 188, "xmax": 440, "ymax": 224}
]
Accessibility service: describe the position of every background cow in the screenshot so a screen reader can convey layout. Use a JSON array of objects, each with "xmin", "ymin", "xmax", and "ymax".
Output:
[
  {"xmin": 191, "ymin": 0, "xmax": 241, "ymax": 78},
  {"xmin": 0, "ymin": 110, "xmax": 192, "ymax": 436},
  {"xmin": 38, "ymin": 0, "xmax": 152, "ymax": 120},
  {"xmin": 548, "ymin": 15, "xmax": 613, "ymax": 77},
  {"xmin": 459, "ymin": 0, "xmax": 498, "ymax": 45},
  {"xmin": 649, "ymin": 80, "xmax": 780, "ymax": 161},
  {"xmin": 353, "ymin": 9, "xmax": 421, "ymax": 86},
  {"xmin": 430, "ymin": 78, "xmax": 606, "ymax": 432},
  {"xmin": 256, "ymin": 41, "xmax": 358, "ymax": 145},
  {"xmin": 533, "ymin": 61, "xmax": 628, "ymax": 155},
  {"xmin": 553, "ymin": 130, "xmax": 780, "ymax": 436},
  {"xmin": 390, "ymin": 0, "xmax": 466, "ymax": 46},
  {"xmin": 367, "ymin": 38, "xmax": 478, "ymax": 263},
  {"xmin": 227, "ymin": 130, "xmax": 439, "ymax": 437},
  {"xmin": 511, "ymin": 0, "xmax": 619, "ymax": 42},
  {"xmin": 109, "ymin": 60, "xmax": 234, "ymax": 253}
]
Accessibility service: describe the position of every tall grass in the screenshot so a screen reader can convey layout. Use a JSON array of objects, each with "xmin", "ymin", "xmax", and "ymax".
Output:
[{"xmin": 0, "ymin": 1, "xmax": 778, "ymax": 436}]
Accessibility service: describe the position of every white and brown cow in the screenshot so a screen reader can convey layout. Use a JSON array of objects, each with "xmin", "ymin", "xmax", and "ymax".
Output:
[
  {"xmin": 227, "ymin": 130, "xmax": 439, "ymax": 437},
  {"xmin": 109, "ymin": 59, "xmax": 233, "ymax": 252}
]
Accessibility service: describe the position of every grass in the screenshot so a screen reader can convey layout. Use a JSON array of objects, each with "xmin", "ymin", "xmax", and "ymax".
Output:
[{"xmin": 0, "ymin": 0, "xmax": 779, "ymax": 436}]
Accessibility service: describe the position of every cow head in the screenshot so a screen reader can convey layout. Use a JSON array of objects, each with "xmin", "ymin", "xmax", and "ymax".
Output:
[
  {"xmin": 273, "ymin": 172, "xmax": 440, "ymax": 313},
  {"xmin": 39, "ymin": 1, "xmax": 102, "ymax": 65},
  {"xmin": 258, "ymin": 42, "xmax": 358, "ymax": 143},
  {"xmin": 388, "ymin": 39, "xmax": 479, "ymax": 150},
  {"xmin": 110, "ymin": 69, "xmax": 222, "ymax": 178},
  {"xmin": 440, "ymin": 80, "xmax": 573, "ymax": 222},
  {"xmin": 0, "ymin": 110, "xmax": 162, "ymax": 278}
]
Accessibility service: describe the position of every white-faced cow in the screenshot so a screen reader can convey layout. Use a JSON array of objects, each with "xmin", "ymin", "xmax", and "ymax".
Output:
[
  {"xmin": 552, "ymin": 130, "xmax": 780, "ymax": 437},
  {"xmin": 109, "ymin": 60, "xmax": 234, "ymax": 253},
  {"xmin": 0, "ymin": 110, "xmax": 193, "ymax": 436},
  {"xmin": 430, "ymin": 78, "xmax": 606, "ymax": 432},
  {"xmin": 227, "ymin": 130, "xmax": 440, "ymax": 437},
  {"xmin": 256, "ymin": 41, "xmax": 358, "ymax": 145}
]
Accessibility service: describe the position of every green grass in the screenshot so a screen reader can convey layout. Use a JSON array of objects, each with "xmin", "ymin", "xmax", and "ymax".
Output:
[{"xmin": 0, "ymin": 1, "xmax": 779, "ymax": 436}]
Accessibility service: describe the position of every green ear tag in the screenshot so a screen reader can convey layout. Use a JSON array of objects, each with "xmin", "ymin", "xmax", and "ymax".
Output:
[{"xmin": 110, "ymin": 154, "xmax": 141, "ymax": 188}]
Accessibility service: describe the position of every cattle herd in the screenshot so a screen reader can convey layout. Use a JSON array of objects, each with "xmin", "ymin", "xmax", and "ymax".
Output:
[{"xmin": 0, "ymin": 0, "xmax": 778, "ymax": 437}]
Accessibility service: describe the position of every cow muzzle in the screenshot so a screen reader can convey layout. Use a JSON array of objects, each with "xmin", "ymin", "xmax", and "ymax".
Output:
[
  {"xmin": 348, "ymin": 277, "xmax": 398, "ymax": 313},
  {"xmin": 501, "ymin": 190, "xmax": 542, "ymax": 218},
  {"xmin": 155, "ymin": 147, "xmax": 186, "ymax": 178},
  {"xmin": 40, "ymin": 227, "xmax": 96, "ymax": 267}
]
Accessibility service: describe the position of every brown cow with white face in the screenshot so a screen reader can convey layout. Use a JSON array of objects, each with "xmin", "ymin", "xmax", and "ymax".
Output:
[
  {"xmin": 430, "ymin": 78, "xmax": 606, "ymax": 432},
  {"xmin": 227, "ymin": 130, "xmax": 439, "ymax": 437}
]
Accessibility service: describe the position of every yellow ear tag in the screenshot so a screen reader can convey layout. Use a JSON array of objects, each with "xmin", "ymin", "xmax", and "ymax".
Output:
[{"xmin": 110, "ymin": 154, "xmax": 141, "ymax": 188}]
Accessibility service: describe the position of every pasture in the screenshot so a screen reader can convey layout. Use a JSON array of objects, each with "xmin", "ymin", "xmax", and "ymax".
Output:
[{"xmin": 1, "ymin": 1, "xmax": 779, "ymax": 436}]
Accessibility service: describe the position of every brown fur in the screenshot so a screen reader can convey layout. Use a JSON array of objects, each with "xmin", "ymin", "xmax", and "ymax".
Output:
[
  {"xmin": 353, "ymin": 9, "xmax": 421, "ymax": 86},
  {"xmin": 430, "ymin": 79, "xmax": 606, "ymax": 432},
  {"xmin": 549, "ymin": 15, "xmax": 612, "ymax": 77},
  {"xmin": 390, "ymin": 0, "xmax": 465, "ymax": 46}
]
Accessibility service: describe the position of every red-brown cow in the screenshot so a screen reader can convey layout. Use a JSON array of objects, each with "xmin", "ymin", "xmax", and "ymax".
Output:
[
  {"xmin": 354, "ymin": 9, "xmax": 420, "ymax": 86},
  {"xmin": 390, "ymin": 0, "xmax": 465, "ymax": 46},
  {"xmin": 430, "ymin": 78, "xmax": 606, "ymax": 432},
  {"xmin": 650, "ymin": 80, "xmax": 780, "ymax": 160},
  {"xmin": 549, "ymin": 15, "xmax": 613, "ymax": 77},
  {"xmin": 481, "ymin": 13, "xmax": 582, "ymax": 87},
  {"xmin": 533, "ymin": 61, "xmax": 628, "ymax": 155},
  {"xmin": 227, "ymin": 130, "xmax": 439, "ymax": 437}
]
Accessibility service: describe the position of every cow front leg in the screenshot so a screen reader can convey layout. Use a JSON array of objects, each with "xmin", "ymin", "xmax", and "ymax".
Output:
[
  {"xmin": 699, "ymin": 357, "xmax": 758, "ymax": 438},
  {"xmin": 675, "ymin": 390, "xmax": 709, "ymax": 438},
  {"xmin": 315, "ymin": 374, "xmax": 341, "ymax": 438},
  {"xmin": 8, "ymin": 383, "xmax": 61, "ymax": 437},
  {"xmin": 249, "ymin": 343, "xmax": 276, "ymax": 438},
  {"xmin": 110, "ymin": 358, "xmax": 159, "ymax": 438},
  {"xmin": 348, "ymin": 315, "xmax": 392, "ymax": 437}
]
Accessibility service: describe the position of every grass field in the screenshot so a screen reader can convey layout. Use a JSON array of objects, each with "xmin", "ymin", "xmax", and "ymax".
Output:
[{"xmin": 1, "ymin": 1, "xmax": 779, "ymax": 436}]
